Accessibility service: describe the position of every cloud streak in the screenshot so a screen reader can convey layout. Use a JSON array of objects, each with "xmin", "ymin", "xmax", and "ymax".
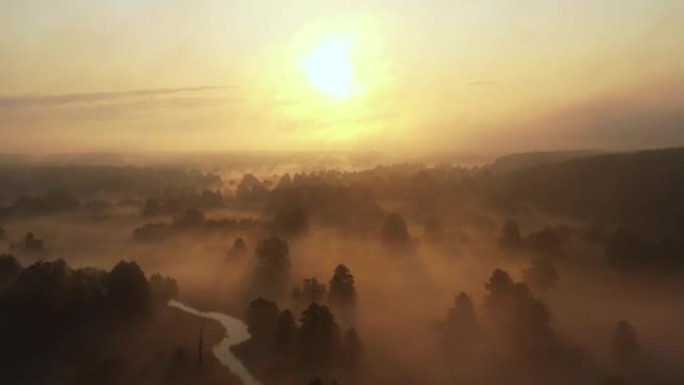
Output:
[{"xmin": 0, "ymin": 86, "xmax": 235, "ymax": 108}]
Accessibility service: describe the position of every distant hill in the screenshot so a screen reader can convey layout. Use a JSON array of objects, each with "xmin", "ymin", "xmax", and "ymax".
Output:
[
  {"xmin": 485, "ymin": 150, "xmax": 606, "ymax": 174},
  {"xmin": 483, "ymin": 147, "xmax": 684, "ymax": 232}
]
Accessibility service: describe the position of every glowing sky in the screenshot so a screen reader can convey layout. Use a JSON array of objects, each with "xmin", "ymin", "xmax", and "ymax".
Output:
[{"xmin": 1, "ymin": 0, "xmax": 683, "ymax": 155}]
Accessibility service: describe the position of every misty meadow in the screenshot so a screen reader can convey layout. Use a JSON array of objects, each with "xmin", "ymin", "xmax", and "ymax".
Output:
[{"xmin": 0, "ymin": 149, "xmax": 683, "ymax": 385}]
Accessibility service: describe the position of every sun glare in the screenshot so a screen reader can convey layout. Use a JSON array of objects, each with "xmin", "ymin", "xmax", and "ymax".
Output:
[{"xmin": 301, "ymin": 36, "xmax": 357, "ymax": 101}]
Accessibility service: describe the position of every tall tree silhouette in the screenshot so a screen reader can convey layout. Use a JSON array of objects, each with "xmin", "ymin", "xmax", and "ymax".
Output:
[
  {"xmin": 499, "ymin": 219, "xmax": 523, "ymax": 249},
  {"xmin": 252, "ymin": 235, "xmax": 291, "ymax": 300},
  {"xmin": 328, "ymin": 264, "xmax": 356, "ymax": 307},
  {"xmin": 610, "ymin": 320, "xmax": 640, "ymax": 368},
  {"xmin": 299, "ymin": 303, "xmax": 340, "ymax": 374},
  {"xmin": 246, "ymin": 298, "xmax": 279, "ymax": 344}
]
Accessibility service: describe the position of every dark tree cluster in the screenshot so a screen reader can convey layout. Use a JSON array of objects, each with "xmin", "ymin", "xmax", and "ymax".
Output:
[
  {"xmin": 380, "ymin": 213, "xmax": 411, "ymax": 245},
  {"xmin": 484, "ymin": 269, "xmax": 556, "ymax": 359},
  {"xmin": 433, "ymin": 270, "xmax": 610, "ymax": 384},
  {"xmin": 133, "ymin": 208, "xmax": 267, "ymax": 242},
  {"xmin": 0, "ymin": 190, "xmax": 80, "ymax": 219},
  {"xmin": 606, "ymin": 227, "xmax": 684, "ymax": 273},
  {"xmin": 0, "ymin": 256, "xmax": 179, "ymax": 384},
  {"xmin": 292, "ymin": 277, "xmax": 327, "ymax": 305},
  {"xmin": 290, "ymin": 265, "xmax": 357, "ymax": 325},
  {"xmin": 266, "ymin": 180, "xmax": 385, "ymax": 235},
  {"xmin": 498, "ymin": 219, "xmax": 566, "ymax": 258},
  {"xmin": 250, "ymin": 235, "xmax": 291, "ymax": 301},
  {"xmin": 235, "ymin": 299, "xmax": 362, "ymax": 385},
  {"xmin": 437, "ymin": 292, "xmax": 482, "ymax": 354},
  {"xmin": 236, "ymin": 174, "xmax": 270, "ymax": 203},
  {"xmin": 483, "ymin": 148, "xmax": 684, "ymax": 232},
  {"xmin": 141, "ymin": 189, "xmax": 225, "ymax": 217}
]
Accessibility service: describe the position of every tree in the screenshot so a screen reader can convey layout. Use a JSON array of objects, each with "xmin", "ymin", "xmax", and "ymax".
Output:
[
  {"xmin": 252, "ymin": 236, "xmax": 291, "ymax": 299},
  {"xmin": 233, "ymin": 237, "xmax": 247, "ymax": 251},
  {"xmin": 340, "ymin": 327, "xmax": 363, "ymax": 369},
  {"xmin": 246, "ymin": 298, "xmax": 279, "ymax": 343},
  {"xmin": 447, "ymin": 292, "xmax": 477, "ymax": 328},
  {"xmin": 274, "ymin": 204, "xmax": 309, "ymax": 236},
  {"xmin": 237, "ymin": 174, "xmax": 268, "ymax": 202},
  {"xmin": 380, "ymin": 213, "xmax": 410, "ymax": 244},
  {"xmin": 328, "ymin": 265, "xmax": 356, "ymax": 307},
  {"xmin": 440, "ymin": 292, "xmax": 481, "ymax": 356},
  {"xmin": 299, "ymin": 303, "xmax": 340, "ymax": 373},
  {"xmin": 499, "ymin": 219, "xmax": 523, "ymax": 249},
  {"xmin": 277, "ymin": 174, "xmax": 292, "ymax": 189},
  {"xmin": 525, "ymin": 227, "xmax": 564, "ymax": 257},
  {"xmin": 610, "ymin": 320, "xmax": 640, "ymax": 368},
  {"xmin": 484, "ymin": 269, "xmax": 555, "ymax": 358},
  {"xmin": 274, "ymin": 309, "xmax": 297, "ymax": 355},
  {"xmin": 200, "ymin": 189, "xmax": 223, "ymax": 207},
  {"xmin": 227, "ymin": 237, "xmax": 247, "ymax": 260},
  {"xmin": 149, "ymin": 273, "xmax": 179, "ymax": 304},
  {"xmin": 302, "ymin": 277, "xmax": 327, "ymax": 304},
  {"xmin": 106, "ymin": 260, "xmax": 150, "ymax": 316},
  {"xmin": 522, "ymin": 258, "xmax": 559, "ymax": 293},
  {"xmin": 0, "ymin": 254, "xmax": 21, "ymax": 291},
  {"xmin": 174, "ymin": 208, "xmax": 205, "ymax": 229}
]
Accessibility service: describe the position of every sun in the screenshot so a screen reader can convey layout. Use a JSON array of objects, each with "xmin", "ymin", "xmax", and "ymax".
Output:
[{"xmin": 301, "ymin": 36, "xmax": 357, "ymax": 100}]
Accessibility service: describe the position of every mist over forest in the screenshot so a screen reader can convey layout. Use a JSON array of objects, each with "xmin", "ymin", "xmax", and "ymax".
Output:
[{"xmin": 1, "ymin": 148, "xmax": 683, "ymax": 385}]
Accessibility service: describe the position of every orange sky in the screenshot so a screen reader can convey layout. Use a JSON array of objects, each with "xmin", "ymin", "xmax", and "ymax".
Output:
[{"xmin": 1, "ymin": 0, "xmax": 683, "ymax": 155}]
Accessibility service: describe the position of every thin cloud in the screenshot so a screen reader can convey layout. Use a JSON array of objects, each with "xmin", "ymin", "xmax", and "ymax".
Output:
[{"xmin": 0, "ymin": 85, "xmax": 236, "ymax": 108}]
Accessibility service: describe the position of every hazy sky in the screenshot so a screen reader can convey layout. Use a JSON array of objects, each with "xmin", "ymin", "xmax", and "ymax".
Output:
[{"xmin": 1, "ymin": 0, "xmax": 683, "ymax": 155}]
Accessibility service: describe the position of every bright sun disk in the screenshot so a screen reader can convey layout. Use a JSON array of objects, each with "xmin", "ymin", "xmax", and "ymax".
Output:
[{"xmin": 301, "ymin": 36, "xmax": 356, "ymax": 100}]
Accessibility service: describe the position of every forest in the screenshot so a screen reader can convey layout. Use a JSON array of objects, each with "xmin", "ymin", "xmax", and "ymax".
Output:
[{"xmin": 1, "ymin": 148, "xmax": 683, "ymax": 385}]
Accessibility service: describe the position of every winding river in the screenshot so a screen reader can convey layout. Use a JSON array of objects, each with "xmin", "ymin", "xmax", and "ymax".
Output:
[{"xmin": 169, "ymin": 300, "xmax": 263, "ymax": 385}]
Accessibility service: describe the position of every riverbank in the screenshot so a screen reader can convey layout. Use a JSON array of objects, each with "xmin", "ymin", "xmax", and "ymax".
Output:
[{"xmin": 170, "ymin": 300, "xmax": 264, "ymax": 385}]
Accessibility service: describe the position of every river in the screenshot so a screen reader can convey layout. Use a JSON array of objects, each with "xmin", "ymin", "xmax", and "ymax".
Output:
[{"xmin": 169, "ymin": 300, "xmax": 263, "ymax": 385}]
